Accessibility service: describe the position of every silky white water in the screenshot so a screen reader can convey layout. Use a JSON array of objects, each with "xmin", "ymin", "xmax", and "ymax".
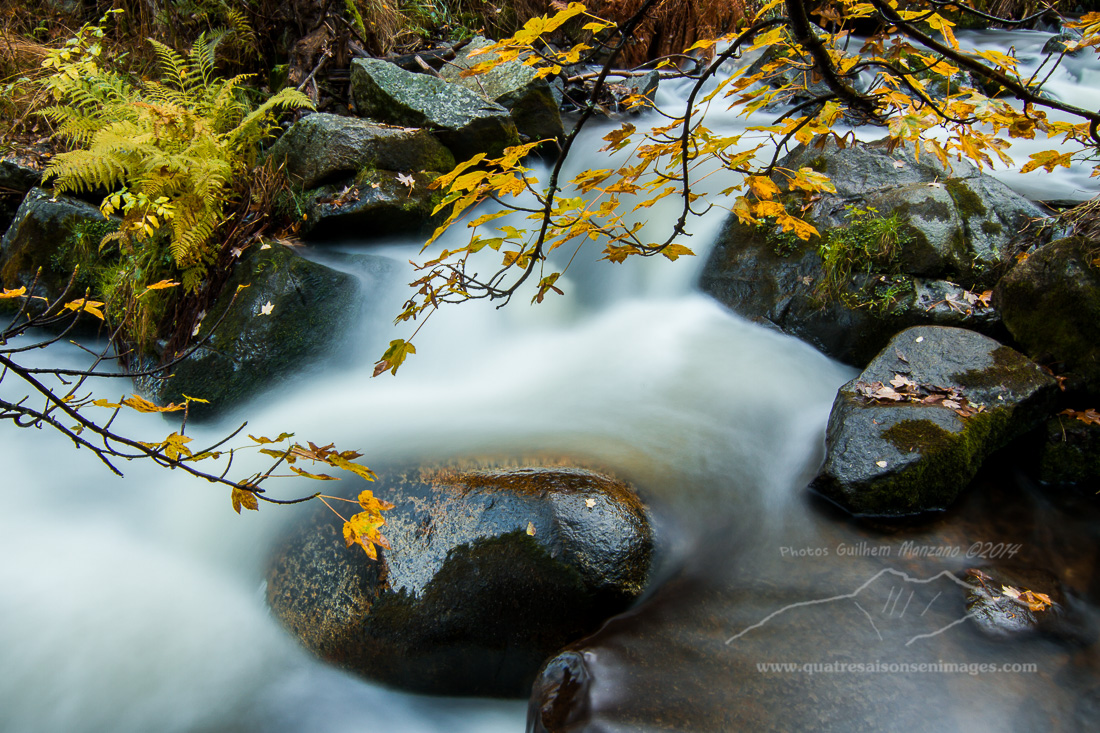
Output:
[{"xmin": 1, "ymin": 25, "xmax": 1096, "ymax": 733}]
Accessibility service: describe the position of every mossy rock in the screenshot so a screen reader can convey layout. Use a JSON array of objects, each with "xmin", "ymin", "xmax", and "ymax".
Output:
[
  {"xmin": 812, "ymin": 326, "xmax": 1056, "ymax": 515},
  {"xmin": 350, "ymin": 58, "xmax": 520, "ymax": 161},
  {"xmin": 1037, "ymin": 415, "xmax": 1100, "ymax": 489},
  {"xmin": 699, "ymin": 214, "xmax": 1004, "ymax": 366},
  {"xmin": 0, "ymin": 156, "xmax": 43, "ymax": 235},
  {"xmin": 135, "ymin": 243, "xmax": 367, "ymax": 419},
  {"xmin": 698, "ymin": 137, "xmax": 1045, "ymax": 365},
  {"xmin": 266, "ymin": 113, "xmax": 455, "ymax": 189},
  {"xmin": 0, "ymin": 188, "xmax": 106, "ymax": 317},
  {"xmin": 301, "ymin": 170, "xmax": 446, "ymax": 240},
  {"xmin": 439, "ymin": 36, "xmax": 564, "ymax": 143},
  {"xmin": 266, "ymin": 460, "xmax": 653, "ymax": 697},
  {"xmin": 996, "ymin": 236, "xmax": 1100, "ymax": 396}
]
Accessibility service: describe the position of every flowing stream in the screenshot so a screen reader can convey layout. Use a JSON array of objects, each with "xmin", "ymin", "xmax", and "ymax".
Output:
[{"xmin": 2, "ymin": 26, "xmax": 1099, "ymax": 733}]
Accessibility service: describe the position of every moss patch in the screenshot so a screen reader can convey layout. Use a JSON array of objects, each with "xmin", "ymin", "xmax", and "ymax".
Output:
[
  {"xmin": 950, "ymin": 346, "xmax": 1044, "ymax": 394},
  {"xmin": 946, "ymin": 178, "xmax": 987, "ymax": 219}
]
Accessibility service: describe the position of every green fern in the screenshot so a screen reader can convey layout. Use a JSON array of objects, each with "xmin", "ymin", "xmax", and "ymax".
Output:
[{"xmin": 38, "ymin": 10, "xmax": 313, "ymax": 349}]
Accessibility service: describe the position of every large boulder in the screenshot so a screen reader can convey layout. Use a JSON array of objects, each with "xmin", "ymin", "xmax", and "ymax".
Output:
[
  {"xmin": 351, "ymin": 58, "xmax": 521, "ymax": 161},
  {"xmin": 266, "ymin": 461, "xmax": 653, "ymax": 697},
  {"xmin": 439, "ymin": 36, "xmax": 564, "ymax": 143},
  {"xmin": 266, "ymin": 113, "xmax": 454, "ymax": 189},
  {"xmin": 302, "ymin": 170, "xmax": 444, "ymax": 240},
  {"xmin": 136, "ymin": 243, "xmax": 370, "ymax": 418},
  {"xmin": 996, "ymin": 236, "xmax": 1100, "ymax": 395},
  {"xmin": 1, "ymin": 155, "xmax": 43, "ymax": 234},
  {"xmin": 0, "ymin": 187, "xmax": 107, "ymax": 306},
  {"xmin": 812, "ymin": 326, "xmax": 1056, "ymax": 515},
  {"xmin": 699, "ymin": 137, "xmax": 1048, "ymax": 366}
]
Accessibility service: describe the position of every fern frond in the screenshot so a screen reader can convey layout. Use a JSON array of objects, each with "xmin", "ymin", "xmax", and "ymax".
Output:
[
  {"xmin": 148, "ymin": 38, "xmax": 191, "ymax": 91},
  {"xmin": 222, "ymin": 5, "xmax": 259, "ymax": 59},
  {"xmin": 44, "ymin": 149, "xmax": 128, "ymax": 194}
]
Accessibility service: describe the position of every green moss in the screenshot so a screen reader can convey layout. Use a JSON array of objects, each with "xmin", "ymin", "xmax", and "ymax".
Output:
[
  {"xmin": 853, "ymin": 409, "xmax": 1011, "ymax": 514},
  {"xmin": 981, "ymin": 220, "xmax": 1003, "ymax": 236},
  {"xmin": 950, "ymin": 346, "xmax": 1043, "ymax": 393},
  {"xmin": 883, "ymin": 418, "xmax": 956, "ymax": 453},
  {"xmin": 807, "ymin": 155, "xmax": 828, "ymax": 173},
  {"xmin": 945, "ymin": 178, "xmax": 987, "ymax": 218}
]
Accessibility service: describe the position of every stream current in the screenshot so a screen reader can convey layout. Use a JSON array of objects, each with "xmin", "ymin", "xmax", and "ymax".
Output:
[{"xmin": 2, "ymin": 26, "xmax": 1099, "ymax": 733}]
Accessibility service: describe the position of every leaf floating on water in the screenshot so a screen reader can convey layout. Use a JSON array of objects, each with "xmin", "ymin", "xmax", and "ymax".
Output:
[
  {"xmin": 585, "ymin": 498, "xmax": 597, "ymax": 509},
  {"xmin": 526, "ymin": 521, "xmax": 536, "ymax": 536},
  {"xmin": 876, "ymin": 460, "xmax": 888, "ymax": 468}
]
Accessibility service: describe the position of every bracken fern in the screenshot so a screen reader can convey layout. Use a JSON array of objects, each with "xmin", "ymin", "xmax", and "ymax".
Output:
[{"xmin": 40, "ymin": 10, "xmax": 312, "ymax": 295}]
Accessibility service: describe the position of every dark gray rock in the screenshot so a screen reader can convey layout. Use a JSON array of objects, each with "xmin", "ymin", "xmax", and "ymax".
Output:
[
  {"xmin": 812, "ymin": 326, "xmax": 1056, "ymax": 515},
  {"xmin": 351, "ymin": 58, "xmax": 521, "ymax": 161},
  {"xmin": 266, "ymin": 461, "xmax": 653, "ymax": 697},
  {"xmin": 0, "ymin": 187, "xmax": 105, "ymax": 305},
  {"xmin": 996, "ymin": 236, "xmax": 1100, "ymax": 395},
  {"xmin": 302, "ymin": 170, "xmax": 445, "ymax": 240},
  {"xmin": 1037, "ymin": 413, "xmax": 1100, "ymax": 489},
  {"xmin": 699, "ymin": 137, "xmax": 1047, "ymax": 365},
  {"xmin": 963, "ymin": 565, "xmax": 1091, "ymax": 643},
  {"xmin": 266, "ymin": 113, "xmax": 454, "ymax": 189},
  {"xmin": 439, "ymin": 36, "xmax": 564, "ymax": 143},
  {"xmin": 136, "ymin": 243, "xmax": 365, "ymax": 419}
]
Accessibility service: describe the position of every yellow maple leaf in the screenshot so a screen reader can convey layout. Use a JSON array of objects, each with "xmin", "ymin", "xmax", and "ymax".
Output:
[{"xmin": 231, "ymin": 486, "xmax": 259, "ymax": 514}]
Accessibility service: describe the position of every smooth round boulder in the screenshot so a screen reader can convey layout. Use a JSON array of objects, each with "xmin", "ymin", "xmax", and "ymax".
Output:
[{"xmin": 266, "ymin": 462, "xmax": 653, "ymax": 697}]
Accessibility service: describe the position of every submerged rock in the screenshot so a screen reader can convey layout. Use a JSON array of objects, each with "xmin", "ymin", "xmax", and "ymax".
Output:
[
  {"xmin": 351, "ymin": 58, "xmax": 520, "ymax": 161},
  {"xmin": 266, "ymin": 112, "xmax": 454, "ymax": 189},
  {"xmin": 962, "ymin": 565, "xmax": 1085, "ymax": 642},
  {"xmin": 136, "ymin": 243, "xmax": 365, "ymax": 419},
  {"xmin": 996, "ymin": 236, "xmax": 1100, "ymax": 396},
  {"xmin": 266, "ymin": 462, "xmax": 653, "ymax": 697},
  {"xmin": 699, "ymin": 137, "xmax": 1047, "ymax": 366},
  {"xmin": 812, "ymin": 326, "xmax": 1056, "ymax": 515}
]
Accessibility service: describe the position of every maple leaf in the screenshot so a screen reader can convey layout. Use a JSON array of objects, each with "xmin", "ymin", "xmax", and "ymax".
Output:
[
  {"xmin": 63, "ymin": 298, "xmax": 106, "ymax": 321},
  {"xmin": 584, "ymin": 498, "xmax": 596, "ymax": 509},
  {"xmin": 889, "ymin": 373, "xmax": 917, "ymax": 391},
  {"xmin": 231, "ymin": 485, "xmax": 259, "ymax": 514},
  {"xmin": 343, "ymin": 512, "xmax": 391, "ymax": 559},
  {"xmin": 397, "ymin": 172, "xmax": 416, "ymax": 188},
  {"xmin": 1059, "ymin": 408, "xmax": 1100, "ymax": 426},
  {"xmin": 357, "ymin": 489, "xmax": 395, "ymax": 514},
  {"xmin": 259, "ymin": 301, "xmax": 274, "ymax": 316}
]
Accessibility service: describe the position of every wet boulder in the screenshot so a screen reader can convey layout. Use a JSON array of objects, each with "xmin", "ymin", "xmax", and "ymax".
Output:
[
  {"xmin": 351, "ymin": 58, "xmax": 521, "ymax": 161},
  {"xmin": 266, "ymin": 462, "xmax": 653, "ymax": 697},
  {"xmin": 812, "ymin": 326, "xmax": 1057, "ymax": 515},
  {"xmin": 996, "ymin": 236, "xmax": 1100, "ymax": 396},
  {"xmin": 699, "ymin": 137, "xmax": 1047, "ymax": 366},
  {"xmin": 439, "ymin": 36, "xmax": 564, "ymax": 143},
  {"xmin": 136, "ymin": 242, "xmax": 369, "ymax": 419},
  {"xmin": 1, "ymin": 154, "xmax": 43, "ymax": 234},
  {"xmin": 302, "ymin": 170, "xmax": 444, "ymax": 240},
  {"xmin": 266, "ymin": 113, "xmax": 454, "ymax": 189},
  {"xmin": 1036, "ymin": 413, "xmax": 1100, "ymax": 490},
  {"xmin": 0, "ymin": 187, "xmax": 107, "ymax": 307}
]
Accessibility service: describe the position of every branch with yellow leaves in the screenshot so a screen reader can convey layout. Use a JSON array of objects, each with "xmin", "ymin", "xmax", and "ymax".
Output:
[{"xmin": 1, "ymin": 282, "xmax": 391, "ymax": 558}]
